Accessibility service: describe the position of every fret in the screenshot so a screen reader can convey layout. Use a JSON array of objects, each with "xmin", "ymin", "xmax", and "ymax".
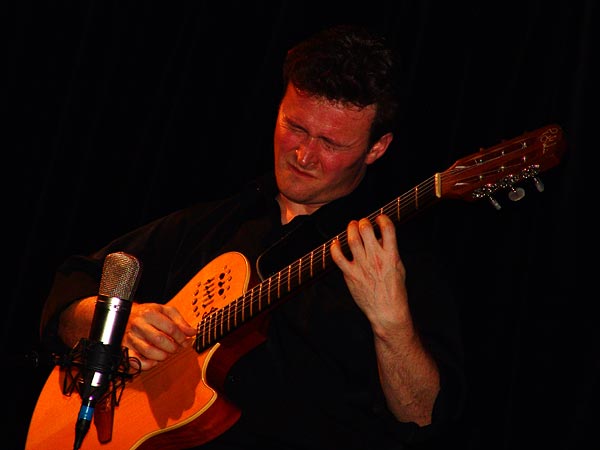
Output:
[
  {"xmin": 415, "ymin": 185, "xmax": 419, "ymax": 209},
  {"xmin": 254, "ymin": 287, "xmax": 260, "ymax": 313},
  {"xmin": 213, "ymin": 309, "xmax": 220, "ymax": 341},
  {"xmin": 224, "ymin": 302, "xmax": 231, "ymax": 334},
  {"xmin": 207, "ymin": 311, "xmax": 214, "ymax": 343},
  {"xmin": 198, "ymin": 321, "xmax": 206, "ymax": 350},
  {"xmin": 277, "ymin": 271, "xmax": 281, "ymax": 299},
  {"xmin": 248, "ymin": 286, "xmax": 254, "ymax": 317},
  {"xmin": 217, "ymin": 308, "xmax": 224, "ymax": 339},
  {"xmin": 267, "ymin": 276, "xmax": 272, "ymax": 306},
  {"xmin": 241, "ymin": 287, "xmax": 246, "ymax": 322},
  {"xmin": 222, "ymin": 307, "xmax": 228, "ymax": 338},
  {"xmin": 434, "ymin": 172, "xmax": 441, "ymax": 198}
]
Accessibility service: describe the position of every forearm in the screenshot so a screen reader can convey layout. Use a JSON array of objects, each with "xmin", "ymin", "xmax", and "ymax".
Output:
[
  {"xmin": 374, "ymin": 322, "xmax": 440, "ymax": 426},
  {"xmin": 56, "ymin": 296, "xmax": 97, "ymax": 349}
]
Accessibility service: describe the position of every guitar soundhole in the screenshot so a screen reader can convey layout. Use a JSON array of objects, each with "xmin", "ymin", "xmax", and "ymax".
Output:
[{"xmin": 192, "ymin": 266, "xmax": 233, "ymax": 319}]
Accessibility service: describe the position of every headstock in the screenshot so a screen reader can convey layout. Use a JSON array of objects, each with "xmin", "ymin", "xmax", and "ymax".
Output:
[{"xmin": 439, "ymin": 124, "xmax": 567, "ymax": 209}]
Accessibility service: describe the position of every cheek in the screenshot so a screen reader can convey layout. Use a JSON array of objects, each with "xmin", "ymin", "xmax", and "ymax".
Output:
[
  {"xmin": 319, "ymin": 152, "xmax": 360, "ymax": 176},
  {"xmin": 275, "ymin": 128, "xmax": 303, "ymax": 159}
]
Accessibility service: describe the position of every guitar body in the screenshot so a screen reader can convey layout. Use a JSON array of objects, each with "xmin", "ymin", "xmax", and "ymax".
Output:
[{"xmin": 26, "ymin": 251, "xmax": 264, "ymax": 450}]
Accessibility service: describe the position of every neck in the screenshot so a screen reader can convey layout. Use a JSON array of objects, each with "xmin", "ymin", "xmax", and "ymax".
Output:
[{"xmin": 276, "ymin": 193, "xmax": 325, "ymax": 225}]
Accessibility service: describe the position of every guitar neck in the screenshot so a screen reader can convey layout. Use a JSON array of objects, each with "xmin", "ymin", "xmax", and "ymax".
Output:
[
  {"xmin": 194, "ymin": 123, "xmax": 569, "ymax": 353},
  {"xmin": 195, "ymin": 175, "xmax": 440, "ymax": 352}
]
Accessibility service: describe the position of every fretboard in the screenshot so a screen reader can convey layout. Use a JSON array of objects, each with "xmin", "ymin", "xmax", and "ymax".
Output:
[{"xmin": 194, "ymin": 175, "xmax": 440, "ymax": 352}]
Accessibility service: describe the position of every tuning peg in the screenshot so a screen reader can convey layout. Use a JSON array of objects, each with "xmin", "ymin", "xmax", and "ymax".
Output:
[
  {"xmin": 532, "ymin": 177, "xmax": 545, "ymax": 192},
  {"xmin": 508, "ymin": 186, "xmax": 526, "ymax": 202},
  {"xmin": 487, "ymin": 195, "xmax": 502, "ymax": 210}
]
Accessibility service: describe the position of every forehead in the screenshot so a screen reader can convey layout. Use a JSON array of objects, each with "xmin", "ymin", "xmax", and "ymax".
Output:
[{"xmin": 280, "ymin": 84, "xmax": 376, "ymax": 131}]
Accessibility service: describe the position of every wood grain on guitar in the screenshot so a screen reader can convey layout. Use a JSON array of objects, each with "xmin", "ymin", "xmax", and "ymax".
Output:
[{"xmin": 25, "ymin": 124, "xmax": 567, "ymax": 450}]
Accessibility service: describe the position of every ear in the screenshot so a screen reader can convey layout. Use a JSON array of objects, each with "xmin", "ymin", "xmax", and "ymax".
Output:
[{"xmin": 365, "ymin": 132, "xmax": 393, "ymax": 165}]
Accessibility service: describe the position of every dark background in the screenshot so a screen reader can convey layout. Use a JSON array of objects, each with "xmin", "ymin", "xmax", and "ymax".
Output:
[{"xmin": 5, "ymin": 1, "xmax": 591, "ymax": 449}]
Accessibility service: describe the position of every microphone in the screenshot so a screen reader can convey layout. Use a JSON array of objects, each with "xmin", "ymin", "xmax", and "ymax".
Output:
[{"xmin": 73, "ymin": 251, "xmax": 141, "ymax": 450}]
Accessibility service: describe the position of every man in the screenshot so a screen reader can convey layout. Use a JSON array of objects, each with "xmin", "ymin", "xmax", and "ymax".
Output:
[{"xmin": 39, "ymin": 24, "xmax": 465, "ymax": 449}]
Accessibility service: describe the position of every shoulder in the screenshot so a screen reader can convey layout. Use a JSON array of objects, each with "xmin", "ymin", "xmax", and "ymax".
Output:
[{"xmin": 146, "ymin": 172, "xmax": 277, "ymax": 232}]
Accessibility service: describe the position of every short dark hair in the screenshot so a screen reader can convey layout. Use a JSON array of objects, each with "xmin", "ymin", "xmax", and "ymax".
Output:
[{"xmin": 283, "ymin": 24, "xmax": 400, "ymax": 144}]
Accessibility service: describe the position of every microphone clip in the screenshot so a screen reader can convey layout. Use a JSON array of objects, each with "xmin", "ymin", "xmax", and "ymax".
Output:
[
  {"xmin": 60, "ymin": 338, "xmax": 142, "ymax": 445},
  {"xmin": 60, "ymin": 338, "xmax": 141, "ymax": 408}
]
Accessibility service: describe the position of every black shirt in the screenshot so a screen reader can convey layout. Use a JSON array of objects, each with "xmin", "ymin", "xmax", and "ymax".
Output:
[{"xmin": 40, "ymin": 172, "xmax": 465, "ymax": 450}]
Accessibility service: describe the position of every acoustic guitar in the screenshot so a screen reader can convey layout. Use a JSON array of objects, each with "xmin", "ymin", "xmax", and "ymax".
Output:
[{"xmin": 25, "ymin": 124, "xmax": 567, "ymax": 449}]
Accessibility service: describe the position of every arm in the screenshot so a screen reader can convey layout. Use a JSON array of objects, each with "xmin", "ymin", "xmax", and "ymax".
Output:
[{"xmin": 330, "ymin": 214, "xmax": 439, "ymax": 425}]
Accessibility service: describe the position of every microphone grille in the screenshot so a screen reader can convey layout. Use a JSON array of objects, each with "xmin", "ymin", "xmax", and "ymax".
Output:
[{"xmin": 99, "ymin": 252, "xmax": 141, "ymax": 300}]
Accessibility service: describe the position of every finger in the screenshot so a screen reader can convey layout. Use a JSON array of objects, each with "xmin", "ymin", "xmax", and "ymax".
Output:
[
  {"xmin": 126, "ymin": 347, "xmax": 159, "ymax": 371},
  {"xmin": 357, "ymin": 217, "xmax": 379, "ymax": 248},
  {"xmin": 161, "ymin": 305, "xmax": 197, "ymax": 338},
  {"xmin": 139, "ymin": 305, "xmax": 195, "ymax": 348},
  {"xmin": 126, "ymin": 306, "xmax": 184, "ymax": 355},
  {"xmin": 375, "ymin": 214, "xmax": 398, "ymax": 250},
  {"xmin": 330, "ymin": 237, "xmax": 350, "ymax": 271},
  {"xmin": 345, "ymin": 220, "xmax": 367, "ymax": 259},
  {"xmin": 123, "ymin": 326, "xmax": 172, "ymax": 364}
]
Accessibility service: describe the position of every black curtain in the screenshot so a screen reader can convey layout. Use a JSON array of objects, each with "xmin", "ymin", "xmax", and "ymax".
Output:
[{"xmin": 6, "ymin": 1, "xmax": 591, "ymax": 449}]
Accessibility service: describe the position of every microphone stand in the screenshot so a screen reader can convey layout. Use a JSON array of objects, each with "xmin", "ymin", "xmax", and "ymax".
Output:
[{"xmin": 58, "ymin": 338, "xmax": 141, "ymax": 449}]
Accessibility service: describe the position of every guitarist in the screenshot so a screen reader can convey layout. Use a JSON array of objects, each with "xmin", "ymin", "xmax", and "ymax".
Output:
[{"xmin": 38, "ymin": 24, "xmax": 466, "ymax": 449}]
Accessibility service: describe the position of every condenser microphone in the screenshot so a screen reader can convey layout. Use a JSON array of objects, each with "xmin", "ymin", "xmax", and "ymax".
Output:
[{"xmin": 73, "ymin": 251, "xmax": 141, "ymax": 450}]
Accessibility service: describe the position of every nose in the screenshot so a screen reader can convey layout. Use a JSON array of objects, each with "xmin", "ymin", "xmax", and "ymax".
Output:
[{"xmin": 295, "ymin": 138, "xmax": 318, "ymax": 168}]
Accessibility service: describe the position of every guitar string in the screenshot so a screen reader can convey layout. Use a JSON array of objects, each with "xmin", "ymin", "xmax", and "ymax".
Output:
[
  {"xmin": 222, "ymin": 141, "xmax": 551, "ymax": 311},
  {"xmin": 197, "ymin": 129, "xmax": 561, "ymax": 349},
  {"xmin": 196, "ymin": 156, "xmax": 533, "ymax": 347},
  {"xmin": 197, "ymin": 161, "xmax": 525, "ymax": 346},
  {"xmin": 196, "ymin": 175, "xmax": 440, "ymax": 347}
]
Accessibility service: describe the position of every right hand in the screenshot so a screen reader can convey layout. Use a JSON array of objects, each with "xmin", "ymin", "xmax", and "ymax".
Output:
[{"xmin": 122, "ymin": 302, "xmax": 197, "ymax": 370}]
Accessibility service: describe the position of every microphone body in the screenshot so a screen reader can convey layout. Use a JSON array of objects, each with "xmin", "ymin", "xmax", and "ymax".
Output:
[
  {"xmin": 74, "ymin": 252, "xmax": 141, "ymax": 450},
  {"xmin": 80, "ymin": 295, "xmax": 132, "ymax": 402}
]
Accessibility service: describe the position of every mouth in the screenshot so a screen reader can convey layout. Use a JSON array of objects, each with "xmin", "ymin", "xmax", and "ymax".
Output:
[{"xmin": 287, "ymin": 162, "xmax": 315, "ymax": 179}]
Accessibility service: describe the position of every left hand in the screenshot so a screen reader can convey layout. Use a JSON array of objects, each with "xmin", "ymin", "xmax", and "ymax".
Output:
[{"xmin": 330, "ymin": 214, "xmax": 409, "ymax": 329}]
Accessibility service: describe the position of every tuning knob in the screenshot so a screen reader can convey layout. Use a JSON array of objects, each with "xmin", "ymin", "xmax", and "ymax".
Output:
[
  {"xmin": 533, "ymin": 177, "xmax": 545, "ymax": 192},
  {"xmin": 487, "ymin": 196, "xmax": 502, "ymax": 210},
  {"xmin": 508, "ymin": 186, "xmax": 526, "ymax": 202}
]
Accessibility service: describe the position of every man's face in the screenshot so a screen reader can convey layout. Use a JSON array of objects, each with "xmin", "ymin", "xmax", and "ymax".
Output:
[{"xmin": 274, "ymin": 84, "xmax": 386, "ymax": 213}]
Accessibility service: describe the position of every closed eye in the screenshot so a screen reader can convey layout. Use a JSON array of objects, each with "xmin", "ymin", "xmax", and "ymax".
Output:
[{"xmin": 285, "ymin": 120, "xmax": 347, "ymax": 150}]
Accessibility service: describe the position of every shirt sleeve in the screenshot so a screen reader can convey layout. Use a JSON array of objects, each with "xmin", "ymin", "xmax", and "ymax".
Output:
[{"xmin": 38, "ymin": 180, "xmax": 272, "ymax": 355}]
